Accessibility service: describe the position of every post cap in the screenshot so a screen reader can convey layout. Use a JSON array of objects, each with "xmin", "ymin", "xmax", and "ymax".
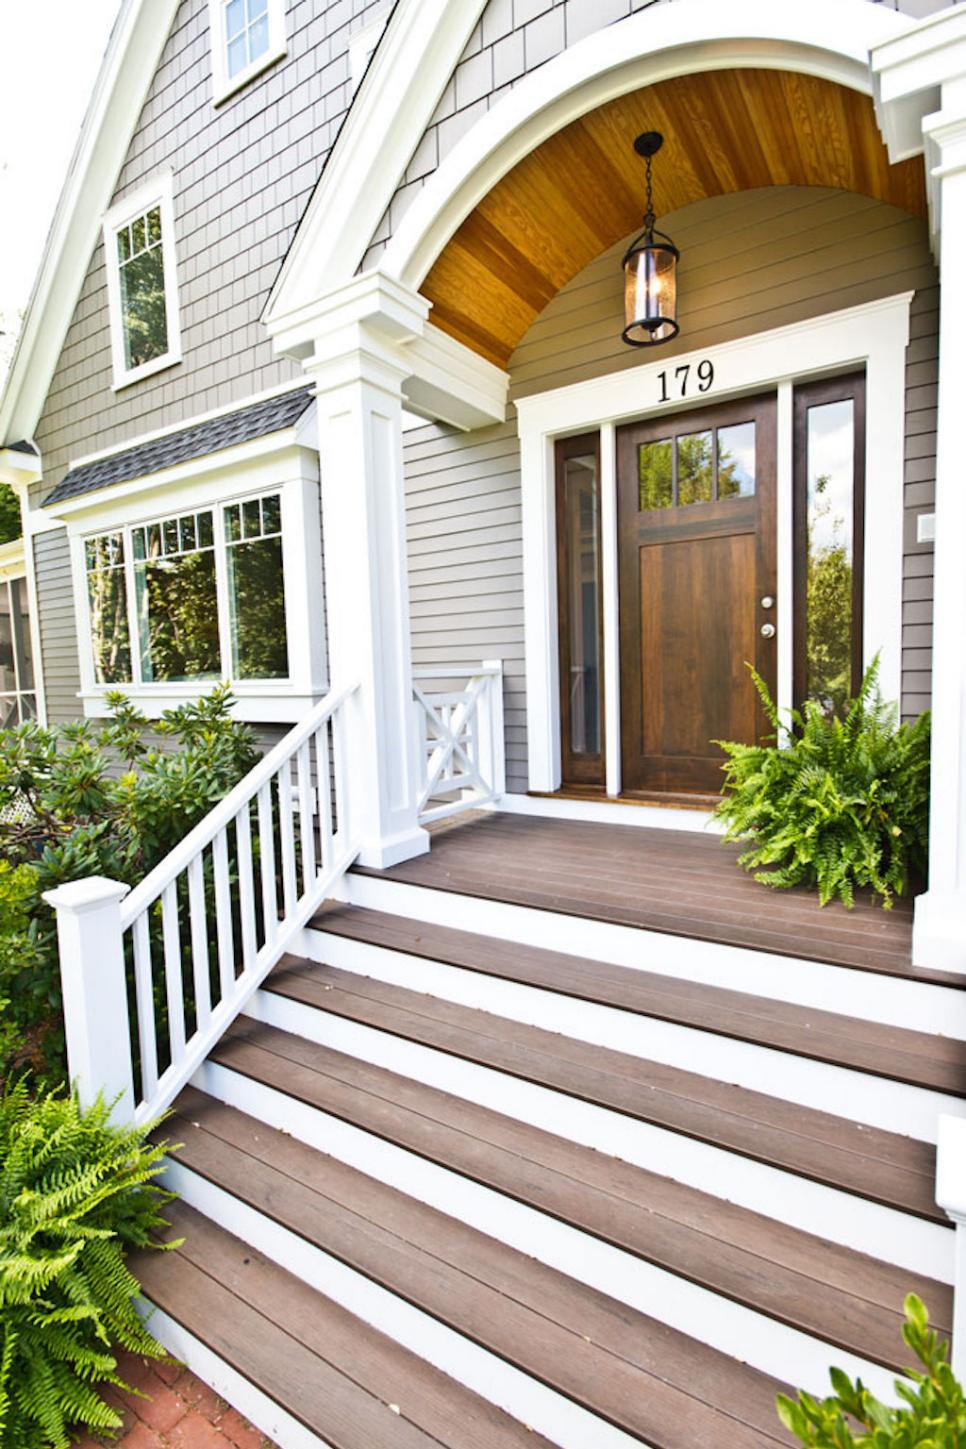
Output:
[{"xmin": 42, "ymin": 877, "xmax": 131, "ymax": 912}]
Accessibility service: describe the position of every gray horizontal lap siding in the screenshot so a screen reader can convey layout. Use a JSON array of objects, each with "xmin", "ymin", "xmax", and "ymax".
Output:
[
  {"xmin": 33, "ymin": 529, "xmax": 82, "ymax": 725},
  {"xmin": 403, "ymin": 187, "xmax": 937, "ymax": 795}
]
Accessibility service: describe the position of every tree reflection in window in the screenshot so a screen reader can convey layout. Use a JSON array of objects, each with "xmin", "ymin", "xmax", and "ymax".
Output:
[
  {"xmin": 116, "ymin": 205, "xmax": 168, "ymax": 371},
  {"xmin": 133, "ymin": 512, "xmax": 220, "ymax": 683},
  {"xmin": 85, "ymin": 533, "xmax": 132, "ymax": 684},
  {"xmin": 224, "ymin": 493, "xmax": 289, "ymax": 679},
  {"xmin": 805, "ymin": 400, "xmax": 855, "ymax": 716}
]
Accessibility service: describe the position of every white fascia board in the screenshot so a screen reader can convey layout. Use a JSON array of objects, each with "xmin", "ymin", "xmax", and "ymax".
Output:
[
  {"xmin": 0, "ymin": 539, "xmax": 26, "ymax": 580},
  {"xmin": 265, "ymin": 0, "xmax": 488, "ymax": 324},
  {"xmin": 0, "ymin": 449, "xmax": 42, "ymax": 492},
  {"xmin": 872, "ymin": 7, "xmax": 966, "ymax": 165},
  {"xmin": 0, "ymin": 0, "xmax": 181, "ymax": 445},
  {"xmin": 382, "ymin": 0, "xmax": 910, "ymax": 292}
]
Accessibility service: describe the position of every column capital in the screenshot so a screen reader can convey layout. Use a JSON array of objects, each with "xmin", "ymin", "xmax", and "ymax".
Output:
[{"xmin": 266, "ymin": 270, "xmax": 430, "ymax": 364}]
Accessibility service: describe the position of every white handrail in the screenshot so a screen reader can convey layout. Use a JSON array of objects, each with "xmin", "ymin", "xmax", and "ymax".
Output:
[{"xmin": 120, "ymin": 681, "xmax": 357, "ymax": 927}]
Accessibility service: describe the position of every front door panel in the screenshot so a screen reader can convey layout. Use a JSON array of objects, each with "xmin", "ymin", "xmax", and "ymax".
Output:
[{"xmin": 618, "ymin": 394, "xmax": 777, "ymax": 795}]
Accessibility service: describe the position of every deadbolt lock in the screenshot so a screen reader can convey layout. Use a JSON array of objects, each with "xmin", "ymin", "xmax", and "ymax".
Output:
[{"xmin": 761, "ymin": 596, "xmax": 775, "ymax": 609}]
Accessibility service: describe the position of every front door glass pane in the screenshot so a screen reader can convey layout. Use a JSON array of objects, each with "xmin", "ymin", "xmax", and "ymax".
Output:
[
  {"xmin": 564, "ymin": 455, "xmax": 601, "ymax": 756},
  {"xmin": 677, "ymin": 431, "xmax": 713, "ymax": 505},
  {"xmin": 717, "ymin": 422, "xmax": 756, "ymax": 498},
  {"xmin": 805, "ymin": 398, "xmax": 855, "ymax": 715},
  {"xmin": 638, "ymin": 440, "xmax": 673, "ymax": 511}
]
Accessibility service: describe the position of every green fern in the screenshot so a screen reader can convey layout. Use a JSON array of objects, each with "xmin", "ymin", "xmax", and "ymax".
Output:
[
  {"xmin": 714, "ymin": 658, "xmax": 930, "ymax": 909},
  {"xmin": 0, "ymin": 1084, "xmax": 176, "ymax": 1448}
]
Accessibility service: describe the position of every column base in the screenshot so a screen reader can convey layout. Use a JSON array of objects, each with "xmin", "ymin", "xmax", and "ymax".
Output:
[
  {"xmin": 356, "ymin": 824, "xmax": 431, "ymax": 871},
  {"xmin": 912, "ymin": 889, "xmax": 966, "ymax": 973}
]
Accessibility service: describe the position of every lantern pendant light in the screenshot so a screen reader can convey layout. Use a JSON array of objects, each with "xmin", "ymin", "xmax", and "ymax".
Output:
[{"xmin": 622, "ymin": 131, "xmax": 680, "ymax": 347}]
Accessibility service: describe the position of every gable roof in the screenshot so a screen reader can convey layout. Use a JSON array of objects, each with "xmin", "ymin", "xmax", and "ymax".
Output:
[
  {"xmin": 0, "ymin": 0, "xmax": 182, "ymax": 447},
  {"xmin": 43, "ymin": 386, "xmax": 314, "ymax": 507}
]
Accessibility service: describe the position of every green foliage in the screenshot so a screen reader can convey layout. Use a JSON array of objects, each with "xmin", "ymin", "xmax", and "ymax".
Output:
[
  {"xmin": 0, "ymin": 687, "xmax": 258, "ymax": 1083},
  {"xmin": 714, "ymin": 659, "xmax": 930, "ymax": 909},
  {"xmin": 0, "ymin": 1084, "xmax": 175, "ymax": 1448},
  {"xmin": 0, "ymin": 488, "xmax": 20, "ymax": 547},
  {"xmin": 778, "ymin": 1295, "xmax": 965, "ymax": 1447}
]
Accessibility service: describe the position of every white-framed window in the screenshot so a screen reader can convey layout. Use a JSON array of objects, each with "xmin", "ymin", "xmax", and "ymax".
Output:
[
  {"xmin": 102, "ymin": 175, "xmax": 182, "ymax": 390},
  {"xmin": 208, "ymin": 0, "xmax": 287, "ymax": 105},
  {"xmin": 67, "ymin": 444, "xmax": 326, "ymax": 723},
  {"xmin": 0, "ymin": 568, "xmax": 37, "ymax": 728}
]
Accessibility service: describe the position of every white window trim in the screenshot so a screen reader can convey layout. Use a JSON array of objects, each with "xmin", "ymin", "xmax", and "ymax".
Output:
[
  {"xmin": 102, "ymin": 173, "xmax": 182, "ymax": 392},
  {"xmin": 64, "ymin": 439, "xmax": 326, "ymax": 724},
  {"xmin": 208, "ymin": 0, "xmax": 287, "ymax": 107},
  {"xmin": 515, "ymin": 292, "xmax": 913, "ymax": 799},
  {"xmin": 0, "ymin": 541, "xmax": 38, "ymax": 727}
]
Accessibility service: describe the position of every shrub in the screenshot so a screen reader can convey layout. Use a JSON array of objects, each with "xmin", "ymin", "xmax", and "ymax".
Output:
[
  {"xmin": 713, "ymin": 660, "xmax": 930, "ymax": 909},
  {"xmin": 0, "ymin": 1084, "xmax": 175, "ymax": 1448},
  {"xmin": 778, "ymin": 1295, "xmax": 964, "ymax": 1446},
  {"xmin": 0, "ymin": 687, "xmax": 258, "ymax": 1084}
]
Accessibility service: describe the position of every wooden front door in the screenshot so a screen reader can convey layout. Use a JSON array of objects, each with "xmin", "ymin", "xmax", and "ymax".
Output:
[{"xmin": 617, "ymin": 394, "xmax": 777, "ymax": 796}]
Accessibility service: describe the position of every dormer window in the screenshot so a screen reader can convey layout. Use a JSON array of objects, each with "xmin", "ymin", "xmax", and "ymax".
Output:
[
  {"xmin": 103, "ymin": 175, "xmax": 182, "ymax": 391},
  {"xmin": 209, "ymin": 0, "xmax": 287, "ymax": 105}
]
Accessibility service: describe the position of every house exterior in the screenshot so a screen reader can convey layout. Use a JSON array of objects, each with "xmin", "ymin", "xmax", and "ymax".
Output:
[{"xmin": 7, "ymin": 0, "xmax": 966, "ymax": 1444}]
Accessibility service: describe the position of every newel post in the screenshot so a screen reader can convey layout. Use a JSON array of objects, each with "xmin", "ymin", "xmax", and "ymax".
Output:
[
  {"xmin": 43, "ymin": 877, "xmax": 135, "ymax": 1121},
  {"xmin": 480, "ymin": 660, "xmax": 506, "ymax": 799},
  {"xmin": 937, "ymin": 1115, "xmax": 966, "ymax": 1377}
]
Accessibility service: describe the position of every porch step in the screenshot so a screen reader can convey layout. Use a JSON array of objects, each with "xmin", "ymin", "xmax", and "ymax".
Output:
[
  {"xmin": 202, "ymin": 1020, "xmax": 951, "ymax": 1379},
  {"xmin": 161, "ymin": 1089, "xmax": 799, "ymax": 1447},
  {"xmin": 134, "ymin": 1201, "xmax": 560, "ymax": 1449},
  {"xmin": 313, "ymin": 905, "xmax": 966, "ymax": 1097}
]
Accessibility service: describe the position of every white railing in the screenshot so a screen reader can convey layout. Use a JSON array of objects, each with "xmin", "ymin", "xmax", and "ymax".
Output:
[
  {"xmin": 45, "ymin": 682, "xmax": 359, "ymax": 1126},
  {"xmin": 413, "ymin": 660, "xmax": 505, "ymax": 824}
]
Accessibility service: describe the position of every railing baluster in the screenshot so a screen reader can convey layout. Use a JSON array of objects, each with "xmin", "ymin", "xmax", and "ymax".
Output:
[
  {"xmin": 297, "ymin": 738, "xmax": 316, "ymax": 891},
  {"xmin": 161, "ymin": 882, "xmax": 186, "ymax": 1063},
  {"xmin": 187, "ymin": 854, "xmax": 211, "ymax": 1035},
  {"xmin": 132, "ymin": 913, "xmax": 158, "ymax": 1103},
  {"xmin": 235, "ymin": 803, "xmax": 257, "ymax": 971},
  {"xmin": 315, "ymin": 722, "xmax": 333, "ymax": 872},
  {"xmin": 257, "ymin": 781, "xmax": 278, "ymax": 945},
  {"xmin": 212, "ymin": 825, "xmax": 235, "ymax": 1003},
  {"xmin": 333, "ymin": 705, "xmax": 349, "ymax": 847},
  {"xmin": 278, "ymin": 759, "xmax": 297, "ymax": 917}
]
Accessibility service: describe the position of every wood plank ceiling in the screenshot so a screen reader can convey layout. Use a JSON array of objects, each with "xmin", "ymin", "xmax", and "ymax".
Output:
[{"xmin": 420, "ymin": 69, "xmax": 927, "ymax": 368}]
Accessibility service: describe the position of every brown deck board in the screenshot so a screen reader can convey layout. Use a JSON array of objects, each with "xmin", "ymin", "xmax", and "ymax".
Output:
[
  {"xmin": 198, "ymin": 1032, "xmax": 950, "ymax": 1369},
  {"xmin": 261, "ymin": 960, "xmax": 943, "ymax": 1223},
  {"xmin": 352, "ymin": 813, "xmax": 943, "ymax": 981},
  {"xmin": 166, "ymin": 1091, "xmax": 796, "ymax": 1446},
  {"xmin": 136, "ymin": 1203, "xmax": 555, "ymax": 1449},
  {"xmin": 312, "ymin": 907, "xmax": 966, "ymax": 1095}
]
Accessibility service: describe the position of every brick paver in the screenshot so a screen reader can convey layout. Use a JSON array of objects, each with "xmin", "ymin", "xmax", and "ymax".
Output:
[{"xmin": 71, "ymin": 1350, "xmax": 277, "ymax": 1449}]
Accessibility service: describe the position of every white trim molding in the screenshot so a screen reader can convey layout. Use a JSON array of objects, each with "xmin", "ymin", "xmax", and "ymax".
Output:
[
  {"xmin": 102, "ymin": 173, "xmax": 182, "ymax": 391},
  {"xmin": 516, "ymin": 294, "xmax": 912, "ymax": 795},
  {"xmin": 207, "ymin": 0, "xmax": 287, "ymax": 108}
]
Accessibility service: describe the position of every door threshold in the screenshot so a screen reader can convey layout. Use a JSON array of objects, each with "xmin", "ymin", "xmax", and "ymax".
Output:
[{"xmin": 529, "ymin": 788, "xmax": 720, "ymax": 813}]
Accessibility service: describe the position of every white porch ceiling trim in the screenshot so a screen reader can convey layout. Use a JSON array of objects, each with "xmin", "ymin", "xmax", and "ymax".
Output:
[{"xmin": 0, "ymin": 0, "xmax": 182, "ymax": 446}]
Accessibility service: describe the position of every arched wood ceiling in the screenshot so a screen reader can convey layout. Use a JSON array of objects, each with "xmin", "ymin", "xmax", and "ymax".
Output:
[{"xmin": 420, "ymin": 68, "xmax": 927, "ymax": 368}]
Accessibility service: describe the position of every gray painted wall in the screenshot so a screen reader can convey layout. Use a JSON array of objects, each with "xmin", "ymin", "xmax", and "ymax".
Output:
[{"xmin": 403, "ymin": 186, "xmax": 937, "ymax": 794}]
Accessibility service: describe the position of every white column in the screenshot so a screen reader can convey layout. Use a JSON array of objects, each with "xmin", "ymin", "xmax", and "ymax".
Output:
[
  {"xmin": 43, "ymin": 877, "xmax": 135, "ymax": 1121},
  {"xmin": 936, "ymin": 1115, "xmax": 966, "ymax": 1376},
  {"xmin": 307, "ymin": 330, "xmax": 429, "ymax": 869},
  {"xmin": 913, "ymin": 108, "xmax": 966, "ymax": 971}
]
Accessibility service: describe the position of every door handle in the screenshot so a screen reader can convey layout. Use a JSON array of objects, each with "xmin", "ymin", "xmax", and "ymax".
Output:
[{"xmin": 760, "ymin": 622, "xmax": 776, "ymax": 639}]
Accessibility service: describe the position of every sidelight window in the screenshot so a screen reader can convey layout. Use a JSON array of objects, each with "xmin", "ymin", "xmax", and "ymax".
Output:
[{"xmin": 556, "ymin": 434, "xmax": 605, "ymax": 785}]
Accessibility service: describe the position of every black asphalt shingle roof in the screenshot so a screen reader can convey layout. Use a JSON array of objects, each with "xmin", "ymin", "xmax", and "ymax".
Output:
[{"xmin": 43, "ymin": 387, "xmax": 314, "ymax": 507}]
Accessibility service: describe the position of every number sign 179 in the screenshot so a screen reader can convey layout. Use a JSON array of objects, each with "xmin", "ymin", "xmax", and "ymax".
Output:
[{"xmin": 658, "ymin": 360, "xmax": 714, "ymax": 402}]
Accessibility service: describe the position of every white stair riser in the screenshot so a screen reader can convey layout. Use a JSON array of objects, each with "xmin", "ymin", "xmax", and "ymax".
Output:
[
  {"xmin": 336, "ymin": 874, "xmax": 966, "ymax": 1040},
  {"xmin": 306, "ymin": 930, "xmax": 960, "ymax": 1143},
  {"xmin": 138, "ymin": 1303, "xmax": 328, "ymax": 1449},
  {"xmin": 237, "ymin": 993, "xmax": 954, "ymax": 1283},
  {"xmin": 191, "ymin": 1060, "xmax": 907, "ymax": 1400},
  {"xmin": 164, "ymin": 1157, "xmax": 649, "ymax": 1449}
]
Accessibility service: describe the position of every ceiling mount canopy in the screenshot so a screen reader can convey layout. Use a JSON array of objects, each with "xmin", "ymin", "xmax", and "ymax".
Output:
[{"xmin": 622, "ymin": 130, "xmax": 680, "ymax": 347}]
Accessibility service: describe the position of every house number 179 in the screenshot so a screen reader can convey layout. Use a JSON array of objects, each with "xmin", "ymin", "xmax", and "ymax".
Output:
[{"xmin": 657, "ymin": 360, "xmax": 714, "ymax": 402}]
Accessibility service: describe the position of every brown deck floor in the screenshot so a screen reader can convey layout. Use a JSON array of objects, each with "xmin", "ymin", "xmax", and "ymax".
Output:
[{"xmin": 355, "ymin": 811, "xmax": 943, "ymax": 982}]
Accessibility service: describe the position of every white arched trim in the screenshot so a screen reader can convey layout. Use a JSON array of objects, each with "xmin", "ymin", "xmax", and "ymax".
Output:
[{"xmin": 382, "ymin": 0, "xmax": 912, "ymax": 293}]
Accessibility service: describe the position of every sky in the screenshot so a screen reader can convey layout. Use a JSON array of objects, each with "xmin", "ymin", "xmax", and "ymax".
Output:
[{"xmin": 0, "ymin": 0, "xmax": 121, "ymax": 380}]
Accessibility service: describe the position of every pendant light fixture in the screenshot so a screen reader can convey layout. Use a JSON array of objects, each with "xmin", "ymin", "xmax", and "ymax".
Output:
[{"xmin": 622, "ymin": 131, "xmax": 680, "ymax": 347}]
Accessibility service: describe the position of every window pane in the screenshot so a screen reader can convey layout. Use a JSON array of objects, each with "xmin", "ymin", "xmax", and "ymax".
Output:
[
  {"xmin": 638, "ymin": 440, "xmax": 672, "ymax": 511},
  {"xmin": 132, "ymin": 527, "xmax": 146, "ymax": 561},
  {"xmin": 147, "ymin": 206, "xmax": 162, "ymax": 246},
  {"xmin": 148, "ymin": 522, "xmax": 163, "ymax": 558},
  {"xmin": 563, "ymin": 455, "xmax": 601, "ymax": 756},
  {"xmin": 163, "ymin": 519, "xmax": 179, "ymax": 554},
  {"xmin": 227, "ymin": 32, "xmax": 248, "ymax": 75},
  {"xmin": 224, "ymin": 504, "xmax": 241, "ymax": 543},
  {"xmin": 677, "ymin": 431, "xmax": 713, "ymax": 506},
  {"xmin": 132, "ymin": 215, "xmax": 146, "ymax": 254},
  {"xmin": 0, "ymin": 583, "xmax": 14, "ymax": 696},
  {"xmin": 136, "ymin": 548, "xmax": 220, "ymax": 683},
  {"xmin": 247, "ymin": 0, "xmax": 268, "ymax": 19},
  {"xmin": 226, "ymin": 0, "xmax": 246, "ymax": 39},
  {"xmin": 117, "ymin": 226, "xmax": 131, "ymax": 264},
  {"xmin": 180, "ymin": 515, "xmax": 197, "ymax": 552},
  {"xmin": 10, "ymin": 578, "xmax": 33, "ymax": 691},
  {"xmin": 261, "ymin": 493, "xmax": 281, "ymax": 535},
  {"xmin": 118, "ymin": 239, "xmax": 168, "ymax": 370},
  {"xmin": 227, "ymin": 534, "xmax": 288, "ymax": 679},
  {"xmin": 197, "ymin": 511, "xmax": 214, "ymax": 549},
  {"xmin": 248, "ymin": 12, "xmax": 269, "ymax": 58},
  {"xmin": 87, "ymin": 541, "xmax": 132, "ymax": 686},
  {"xmin": 716, "ymin": 422, "xmax": 756, "ymax": 499},
  {"xmin": 805, "ymin": 399, "xmax": 855, "ymax": 715},
  {"xmin": 242, "ymin": 498, "xmax": 261, "ymax": 539}
]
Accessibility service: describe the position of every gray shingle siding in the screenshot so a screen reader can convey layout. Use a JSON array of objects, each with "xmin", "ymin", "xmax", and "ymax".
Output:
[{"xmin": 404, "ymin": 186, "xmax": 938, "ymax": 794}]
